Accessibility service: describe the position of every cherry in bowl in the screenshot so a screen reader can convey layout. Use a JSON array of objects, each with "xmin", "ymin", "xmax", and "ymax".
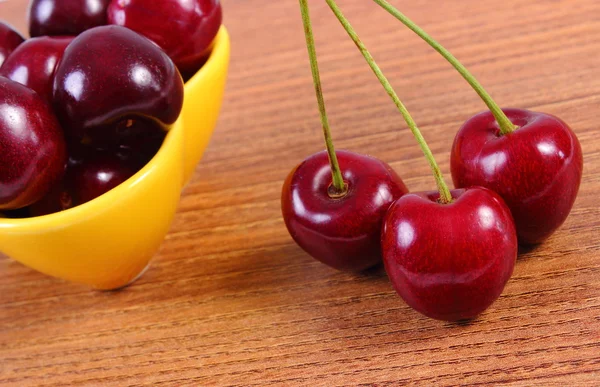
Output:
[
  {"xmin": 0, "ymin": 77, "xmax": 67, "ymax": 210},
  {"xmin": 28, "ymin": 0, "xmax": 110, "ymax": 37},
  {"xmin": 52, "ymin": 25, "xmax": 184, "ymax": 144},
  {"xmin": 107, "ymin": 0, "xmax": 222, "ymax": 76},
  {"xmin": 0, "ymin": 36, "xmax": 74, "ymax": 104},
  {"xmin": 0, "ymin": 21, "xmax": 25, "ymax": 68}
]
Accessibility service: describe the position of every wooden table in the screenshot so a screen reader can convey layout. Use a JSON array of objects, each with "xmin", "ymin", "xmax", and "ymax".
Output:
[{"xmin": 1, "ymin": 0, "xmax": 599, "ymax": 385}]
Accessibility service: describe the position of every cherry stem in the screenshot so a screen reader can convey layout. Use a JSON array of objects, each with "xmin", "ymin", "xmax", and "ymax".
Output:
[
  {"xmin": 299, "ymin": 0, "xmax": 347, "ymax": 196},
  {"xmin": 372, "ymin": 0, "xmax": 515, "ymax": 135},
  {"xmin": 326, "ymin": 0, "xmax": 452, "ymax": 204}
]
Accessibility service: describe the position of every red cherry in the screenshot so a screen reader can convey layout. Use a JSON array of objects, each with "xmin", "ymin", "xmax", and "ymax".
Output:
[
  {"xmin": 0, "ymin": 77, "xmax": 66, "ymax": 210},
  {"xmin": 52, "ymin": 25, "xmax": 184, "ymax": 144},
  {"xmin": 71, "ymin": 153, "xmax": 136, "ymax": 205},
  {"xmin": 0, "ymin": 36, "xmax": 74, "ymax": 104},
  {"xmin": 382, "ymin": 187, "xmax": 517, "ymax": 321},
  {"xmin": 0, "ymin": 22, "xmax": 25, "ymax": 68},
  {"xmin": 28, "ymin": 0, "xmax": 110, "ymax": 37},
  {"xmin": 107, "ymin": 0, "xmax": 222, "ymax": 75},
  {"xmin": 282, "ymin": 150, "xmax": 408, "ymax": 271},
  {"xmin": 451, "ymin": 108, "xmax": 583, "ymax": 245}
]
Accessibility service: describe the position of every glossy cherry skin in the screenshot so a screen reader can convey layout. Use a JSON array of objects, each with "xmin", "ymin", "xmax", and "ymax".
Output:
[
  {"xmin": 52, "ymin": 25, "xmax": 184, "ymax": 143},
  {"xmin": 107, "ymin": 0, "xmax": 222, "ymax": 75},
  {"xmin": 0, "ymin": 77, "xmax": 67, "ymax": 209},
  {"xmin": 382, "ymin": 187, "xmax": 517, "ymax": 321},
  {"xmin": 71, "ymin": 153, "xmax": 136, "ymax": 204},
  {"xmin": 451, "ymin": 108, "xmax": 583, "ymax": 245},
  {"xmin": 0, "ymin": 22, "xmax": 25, "ymax": 68},
  {"xmin": 28, "ymin": 0, "xmax": 110, "ymax": 37},
  {"xmin": 0, "ymin": 36, "xmax": 74, "ymax": 104},
  {"xmin": 281, "ymin": 150, "xmax": 408, "ymax": 272}
]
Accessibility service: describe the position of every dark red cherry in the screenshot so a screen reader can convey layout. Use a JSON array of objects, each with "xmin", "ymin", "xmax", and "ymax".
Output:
[
  {"xmin": 71, "ymin": 152, "xmax": 136, "ymax": 204},
  {"xmin": 281, "ymin": 150, "xmax": 408, "ymax": 272},
  {"xmin": 0, "ymin": 22, "xmax": 25, "ymax": 68},
  {"xmin": 0, "ymin": 36, "xmax": 74, "ymax": 104},
  {"xmin": 28, "ymin": 0, "xmax": 110, "ymax": 37},
  {"xmin": 28, "ymin": 167, "xmax": 74, "ymax": 216},
  {"xmin": 382, "ymin": 187, "xmax": 517, "ymax": 321},
  {"xmin": 0, "ymin": 77, "xmax": 66, "ymax": 209},
  {"xmin": 451, "ymin": 108, "xmax": 583, "ymax": 245},
  {"xmin": 107, "ymin": 0, "xmax": 222, "ymax": 75},
  {"xmin": 52, "ymin": 25, "xmax": 184, "ymax": 144}
]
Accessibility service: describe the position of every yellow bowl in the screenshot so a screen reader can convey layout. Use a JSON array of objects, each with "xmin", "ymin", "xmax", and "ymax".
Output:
[
  {"xmin": 182, "ymin": 26, "xmax": 230, "ymax": 183},
  {"xmin": 0, "ymin": 26, "xmax": 230, "ymax": 290}
]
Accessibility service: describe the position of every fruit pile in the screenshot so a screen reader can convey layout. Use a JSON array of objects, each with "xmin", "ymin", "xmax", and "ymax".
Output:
[
  {"xmin": 282, "ymin": 0, "xmax": 583, "ymax": 321},
  {"xmin": 0, "ymin": 0, "xmax": 222, "ymax": 217}
]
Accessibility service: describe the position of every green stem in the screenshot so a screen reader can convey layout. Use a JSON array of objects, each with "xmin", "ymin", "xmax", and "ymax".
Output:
[
  {"xmin": 326, "ymin": 0, "xmax": 452, "ymax": 204},
  {"xmin": 299, "ymin": 0, "xmax": 347, "ymax": 197},
  {"xmin": 372, "ymin": 0, "xmax": 516, "ymax": 135}
]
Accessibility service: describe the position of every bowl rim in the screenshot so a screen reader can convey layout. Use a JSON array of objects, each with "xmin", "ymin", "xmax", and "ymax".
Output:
[{"xmin": 0, "ymin": 25, "xmax": 230, "ymax": 229}]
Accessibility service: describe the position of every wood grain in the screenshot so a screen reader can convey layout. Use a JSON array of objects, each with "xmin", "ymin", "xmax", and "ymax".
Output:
[{"xmin": 1, "ymin": 0, "xmax": 599, "ymax": 385}]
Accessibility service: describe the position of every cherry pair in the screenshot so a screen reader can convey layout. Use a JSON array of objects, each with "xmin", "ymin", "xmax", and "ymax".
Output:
[{"xmin": 281, "ymin": 0, "xmax": 582, "ymax": 322}]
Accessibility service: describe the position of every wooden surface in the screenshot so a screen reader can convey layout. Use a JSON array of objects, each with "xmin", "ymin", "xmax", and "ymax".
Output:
[{"xmin": 1, "ymin": 0, "xmax": 600, "ymax": 385}]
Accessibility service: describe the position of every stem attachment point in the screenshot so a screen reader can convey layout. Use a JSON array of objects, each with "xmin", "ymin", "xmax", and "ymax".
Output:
[{"xmin": 327, "ymin": 181, "xmax": 349, "ymax": 199}]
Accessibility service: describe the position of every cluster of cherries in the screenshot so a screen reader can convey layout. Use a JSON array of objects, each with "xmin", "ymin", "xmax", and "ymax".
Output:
[
  {"xmin": 0, "ymin": 0, "xmax": 222, "ymax": 217},
  {"xmin": 282, "ymin": 0, "xmax": 583, "ymax": 321}
]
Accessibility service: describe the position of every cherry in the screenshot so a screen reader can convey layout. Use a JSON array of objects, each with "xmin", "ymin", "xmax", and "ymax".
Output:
[
  {"xmin": 451, "ymin": 109, "xmax": 583, "ymax": 244},
  {"xmin": 0, "ymin": 22, "xmax": 25, "ymax": 68},
  {"xmin": 0, "ymin": 36, "xmax": 74, "ymax": 104},
  {"xmin": 28, "ymin": 0, "xmax": 110, "ymax": 37},
  {"xmin": 281, "ymin": 1, "xmax": 408, "ymax": 272},
  {"xmin": 71, "ymin": 152, "xmax": 136, "ymax": 205},
  {"xmin": 107, "ymin": 0, "xmax": 222, "ymax": 75},
  {"xmin": 282, "ymin": 150, "xmax": 408, "ymax": 271},
  {"xmin": 0, "ymin": 77, "xmax": 67, "ymax": 210},
  {"xmin": 372, "ymin": 0, "xmax": 584, "ymax": 244},
  {"xmin": 30, "ymin": 155, "xmax": 136, "ymax": 216},
  {"xmin": 382, "ymin": 188, "xmax": 517, "ymax": 321},
  {"xmin": 52, "ymin": 25, "xmax": 184, "ymax": 144},
  {"xmin": 327, "ymin": 0, "xmax": 517, "ymax": 320},
  {"xmin": 380, "ymin": 186, "xmax": 516, "ymax": 317}
]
